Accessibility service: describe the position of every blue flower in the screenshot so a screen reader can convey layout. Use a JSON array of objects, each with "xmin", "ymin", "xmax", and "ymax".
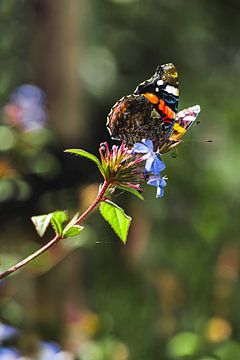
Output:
[
  {"xmin": 133, "ymin": 140, "xmax": 167, "ymax": 198},
  {"xmin": 4, "ymin": 84, "xmax": 48, "ymax": 131},
  {"xmin": 0, "ymin": 323, "xmax": 19, "ymax": 342},
  {"xmin": 0, "ymin": 347, "xmax": 20, "ymax": 359},
  {"xmin": 39, "ymin": 342, "xmax": 61, "ymax": 360},
  {"xmin": 147, "ymin": 175, "xmax": 167, "ymax": 198},
  {"xmin": 133, "ymin": 139, "xmax": 165, "ymax": 176}
]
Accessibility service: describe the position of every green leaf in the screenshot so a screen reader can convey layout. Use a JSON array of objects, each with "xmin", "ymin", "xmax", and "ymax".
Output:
[
  {"xmin": 32, "ymin": 211, "xmax": 69, "ymax": 237},
  {"xmin": 50, "ymin": 211, "xmax": 68, "ymax": 236},
  {"xmin": 99, "ymin": 200, "xmax": 131, "ymax": 244},
  {"xmin": 31, "ymin": 213, "xmax": 53, "ymax": 237},
  {"xmin": 116, "ymin": 184, "xmax": 144, "ymax": 200},
  {"xmin": 64, "ymin": 225, "xmax": 84, "ymax": 238},
  {"xmin": 62, "ymin": 212, "xmax": 80, "ymax": 236},
  {"xmin": 65, "ymin": 149, "xmax": 105, "ymax": 178},
  {"xmin": 62, "ymin": 226, "xmax": 96, "ymax": 250}
]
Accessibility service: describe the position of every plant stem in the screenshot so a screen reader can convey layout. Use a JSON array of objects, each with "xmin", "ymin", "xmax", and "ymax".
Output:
[
  {"xmin": 0, "ymin": 235, "xmax": 60, "ymax": 280},
  {"xmin": 0, "ymin": 180, "xmax": 109, "ymax": 280}
]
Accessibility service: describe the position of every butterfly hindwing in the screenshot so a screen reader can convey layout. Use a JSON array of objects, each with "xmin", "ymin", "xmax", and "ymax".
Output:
[{"xmin": 169, "ymin": 105, "xmax": 201, "ymax": 141}]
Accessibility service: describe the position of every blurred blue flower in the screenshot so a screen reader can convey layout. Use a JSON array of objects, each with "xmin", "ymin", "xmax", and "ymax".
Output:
[
  {"xmin": 0, "ymin": 348, "xmax": 20, "ymax": 359},
  {"xmin": 4, "ymin": 84, "xmax": 48, "ymax": 131},
  {"xmin": 39, "ymin": 341, "xmax": 61, "ymax": 360},
  {"xmin": 147, "ymin": 175, "xmax": 167, "ymax": 198},
  {"xmin": 133, "ymin": 139, "xmax": 165, "ymax": 176},
  {"xmin": 0, "ymin": 323, "xmax": 19, "ymax": 342}
]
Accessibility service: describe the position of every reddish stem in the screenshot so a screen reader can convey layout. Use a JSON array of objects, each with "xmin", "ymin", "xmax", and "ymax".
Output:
[{"xmin": 0, "ymin": 180, "xmax": 109, "ymax": 280}]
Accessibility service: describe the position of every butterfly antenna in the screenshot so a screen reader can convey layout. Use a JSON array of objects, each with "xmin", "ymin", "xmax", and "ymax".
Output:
[
  {"xmin": 185, "ymin": 139, "xmax": 213, "ymax": 143},
  {"xmin": 192, "ymin": 120, "xmax": 201, "ymax": 128},
  {"xmin": 95, "ymin": 241, "xmax": 112, "ymax": 245}
]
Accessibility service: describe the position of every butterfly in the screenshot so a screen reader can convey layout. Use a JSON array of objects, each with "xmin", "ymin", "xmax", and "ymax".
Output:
[{"xmin": 106, "ymin": 63, "xmax": 200, "ymax": 152}]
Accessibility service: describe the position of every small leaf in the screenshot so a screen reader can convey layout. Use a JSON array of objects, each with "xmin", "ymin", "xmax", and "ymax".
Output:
[
  {"xmin": 62, "ymin": 227, "xmax": 95, "ymax": 250},
  {"xmin": 116, "ymin": 184, "xmax": 144, "ymax": 200},
  {"xmin": 31, "ymin": 213, "xmax": 53, "ymax": 237},
  {"xmin": 50, "ymin": 211, "xmax": 68, "ymax": 236},
  {"xmin": 99, "ymin": 200, "xmax": 131, "ymax": 244},
  {"xmin": 64, "ymin": 225, "xmax": 84, "ymax": 238},
  {"xmin": 65, "ymin": 149, "xmax": 105, "ymax": 178},
  {"xmin": 63, "ymin": 212, "xmax": 79, "ymax": 236}
]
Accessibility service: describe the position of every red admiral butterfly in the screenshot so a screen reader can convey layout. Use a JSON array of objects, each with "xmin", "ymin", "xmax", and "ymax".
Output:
[{"xmin": 107, "ymin": 63, "xmax": 200, "ymax": 152}]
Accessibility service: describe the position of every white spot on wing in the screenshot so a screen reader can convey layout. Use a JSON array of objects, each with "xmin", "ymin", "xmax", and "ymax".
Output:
[
  {"xmin": 157, "ymin": 80, "xmax": 164, "ymax": 86},
  {"xmin": 192, "ymin": 105, "xmax": 201, "ymax": 113},
  {"xmin": 165, "ymin": 85, "xmax": 179, "ymax": 96},
  {"xmin": 184, "ymin": 115, "xmax": 195, "ymax": 122}
]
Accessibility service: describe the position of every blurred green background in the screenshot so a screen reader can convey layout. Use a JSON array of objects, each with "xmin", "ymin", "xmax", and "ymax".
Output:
[{"xmin": 0, "ymin": 0, "xmax": 240, "ymax": 359}]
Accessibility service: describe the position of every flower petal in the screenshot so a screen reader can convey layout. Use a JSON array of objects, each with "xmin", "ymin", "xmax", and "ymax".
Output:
[
  {"xmin": 147, "ymin": 175, "xmax": 160, "ymax": 187},
  {"xmin": 156, "ymin": 185, "xmax": 164, "ymax": 198},
  {"xmin": 152, "ymin": 156, "xmax": 165, "ymax": 175},
  {"xmin": 133, "ymin": 142, "xmax": 150, "ymax": 154},
  {"xmin": 159, "ymin": 178, "xmax": 167, "ymax": 188},
  {"xmin": 141, "ymin": 139, "xmax": 153, "ymax": 151},
  {"xmin": 147, "ymin": 174, "xmax": 167, "ymax": 198},
  {"xmin": 156, "ymin": 178, "xmax": 167, "ymax": 198},
  {"xmin": 133, "ymin": 139, "xmax": 153, "ymax": 154},
  {"xmin": 145, "ymin": 156, "xmax": 154, "ymax": 172}
]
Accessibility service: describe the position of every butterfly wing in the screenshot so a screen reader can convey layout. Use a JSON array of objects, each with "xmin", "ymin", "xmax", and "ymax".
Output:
[
  {"xmin": 169, "ymin": 105, "xmax": 201, "ymax": 141},
  {"xmin": 106, "ymin": 94, "xmax": 162, "ymax": 147},
  {"xmin": 107, "ymin": 64, "xmax": 181, "ymax": 150},
  {"xmin": 134, "ymin": 63, "xmax": 179, "ymax": 112},
  {"xmin": 134, "ymin": 63, "xmax": 179, "ymax": 138}
]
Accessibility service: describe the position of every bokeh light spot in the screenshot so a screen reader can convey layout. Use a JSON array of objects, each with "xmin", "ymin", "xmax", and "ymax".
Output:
[
  {"xmin": 29, "ymin": 152, "xmax": 61, "ymax": 179},
  {"xmin": 80, "ymin": 46, "xmax": 117, "ymax": 97},
  {"xmin": 0, "ymin": 126, "xmax": 16, "ymax": 151},
  {"xmin": 167, "ymin": 332, "xmax": 201, "ymax": 358},
  {"xmin": 15, "ymin": 179, "xmax": 31, "ymax": 201},
  {"xmin": 0, "ymin": 179, "xmax": 15, "ymax": 201},
  {"xmin": 213, "ymin": 340, "xmax": 240, "ymax": 359},
  {"xmin": 205, "ymin": 317, "xmax": 232, "ymax": 343}
]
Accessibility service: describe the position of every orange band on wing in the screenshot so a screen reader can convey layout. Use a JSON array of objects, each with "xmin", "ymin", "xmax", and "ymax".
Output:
[
  {"xmin": 143, "ymin": 93, "xmax": 159, "ymax": 105},
  {"xmin": 158, "ymin": 99, "xmax": 175, "ymax": 119},
  {"xmin": 144, "ymin": 94, "xmax": 176, "ymax": 120}
]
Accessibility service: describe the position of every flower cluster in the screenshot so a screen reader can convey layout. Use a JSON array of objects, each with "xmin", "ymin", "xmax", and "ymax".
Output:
[
  {"xmin": 99, "ymin": 142, "xmax": 147, "ymax": 193},
  {"xmin": 99, "ymin": 140, "xmax": 167, "ymax": 199},
  {"xmin": 133, "ymin": 139, "xmax": 167, "ymax": 198}
]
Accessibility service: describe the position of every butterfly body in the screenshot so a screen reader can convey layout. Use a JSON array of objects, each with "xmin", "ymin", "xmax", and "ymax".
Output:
[{"xmin": 107, "ymin": 63, "xmax": 200, "ymax": 153}]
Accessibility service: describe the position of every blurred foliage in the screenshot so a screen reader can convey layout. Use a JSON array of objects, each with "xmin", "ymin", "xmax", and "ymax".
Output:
[{"xmin": 0, "ymin": 0, "xmax": 240, "ymax": 359}]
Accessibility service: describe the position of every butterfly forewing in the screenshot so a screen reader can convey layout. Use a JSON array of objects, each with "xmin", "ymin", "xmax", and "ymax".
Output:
[{"xmin": 134, "ymin": 63, "xmax": 179, "ymax": 113}]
